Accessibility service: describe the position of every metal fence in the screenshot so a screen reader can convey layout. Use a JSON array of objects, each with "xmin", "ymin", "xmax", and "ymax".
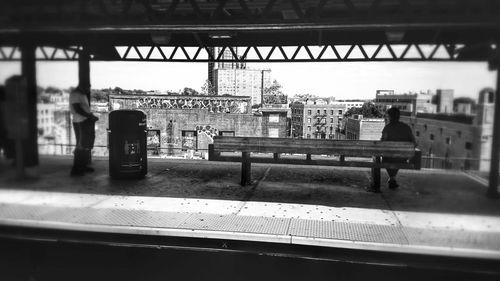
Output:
[
  {"xmin": 38, "ymin": 143, "xmax": 210, "ymax": 160},
  {"xmin": 420, "ymin": 156, "xmax": 481, "ymax": 171}
]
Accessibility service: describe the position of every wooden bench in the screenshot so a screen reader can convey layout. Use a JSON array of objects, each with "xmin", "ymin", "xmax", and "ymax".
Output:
[{"xmin": 208, "ymin": 136, "xmax": 421, "ymax": 190}]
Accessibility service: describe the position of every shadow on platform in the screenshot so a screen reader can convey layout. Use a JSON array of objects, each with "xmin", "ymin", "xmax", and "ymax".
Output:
[{"xmin": 0, "ymin": 155, "xmax": 499, "ymax": 216}]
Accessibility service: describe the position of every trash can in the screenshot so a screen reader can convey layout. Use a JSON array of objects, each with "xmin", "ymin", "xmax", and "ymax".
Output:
[{"xmin": 108, "ymin": 110, "xmax": 147, "ymax": 179}]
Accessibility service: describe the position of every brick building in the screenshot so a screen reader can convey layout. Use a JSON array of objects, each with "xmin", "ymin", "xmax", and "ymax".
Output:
[
  {"xmin": 290, "ymin": 99, "xmax": 359, "ymax": 139},
  {"xmin": 107, "ymin": 94, "xmax": 288, "ymax": 156},
  {"xmin": 375, "ymin": 90, "xmax": 435, "ymax": 114},
  {"xmin": 400, "ymin": 89, "xmax": 495, "ymax": 171},
  {"xmin": 344, "ymin": 115, "xmax": 386, "ymax": 140}
]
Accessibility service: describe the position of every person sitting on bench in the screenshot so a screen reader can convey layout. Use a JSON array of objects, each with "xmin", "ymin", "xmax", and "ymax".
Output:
[{"xmin": 381, "ymin": 107, "xmax": 416, "ymax": 189}]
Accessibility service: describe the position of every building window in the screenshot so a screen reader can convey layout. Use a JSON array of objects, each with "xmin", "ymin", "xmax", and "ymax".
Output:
[
  {"xmin": 317, "ymin": 110, "xmax": 320, "ymax": 114},
  {"xmin": 424, "ymin": 125, "xmax": 427, "ymax": 131},
  {"xmin": 268, "ymin": 128, "xmax": 279, "ymax": 138},
  {"xmin": 330, "ymin": 110, "xmax": 334, "ymax": 115},
  {"xmin": 338, "ymin": 110, "xmax": 342, "ymax": 115},
  {"xmin": 308, "ymin": 118, "xmax": 311, "ymax": 123},
  {"xmin": 219, "ymin": 131, "xmax": 235, "ymax": 136},
  {"xmin": 439, "ymin": 128, "xmax": 443, "ymax": 135},
  {"xmin": 324, "ymin": 110, "xmax": 327, "ymax": 115},
  {"xmin": 457, "ymin": 131, "xmax": 462, "ymax": 138},
  {"xmin": 308, "ymin": 110, "xmax": 311, "ymax": 115},
  {"xmin": 308, "ymin": 126, "xmax": 311, "ymax": 132},
  {"xmin": 415, "ymin": 131, "xmax": 420, "ymax": 137},
  {"xmin": 181, "ymin": 130, "xmax": 197, "ymax": 151},
  {"xmin": 269, "ymin": 114, "xmax": 279, "ymax": 123},
  {"xmin": 465, "ymin": 142, "xmax": 473, "ymax": 150},
  {"xmin": 446, "ymin": 137, "xmax": 451, "ymax": 145},
  {"xmin": 430, "ymin": 134, "xmax": 434, "ymax": 141},
  {"xmin": 330, "ymin": 118, "xmax": 334, "ymax": 123},
  {"xmin": 306, "ymin": 134, "xmax": 311, "ymax": 139}
]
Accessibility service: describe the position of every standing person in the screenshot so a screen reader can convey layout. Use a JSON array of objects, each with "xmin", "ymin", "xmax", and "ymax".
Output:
[
  {"xmin": 379, "ymin": 107, "xmax": 416, "ymax": 190},
  {"xmin": 0, "ymin": 86, "xmax": 6, "ymax": 159},
  {"xmin": 70, "ymin": 84, "xmax": 98, "ymax": 176}
]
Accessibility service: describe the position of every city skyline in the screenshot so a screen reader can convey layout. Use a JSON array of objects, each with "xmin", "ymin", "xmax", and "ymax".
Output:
[{"xmin": 0, "ymin": 60, "xmax": 496, "ymax": 100}]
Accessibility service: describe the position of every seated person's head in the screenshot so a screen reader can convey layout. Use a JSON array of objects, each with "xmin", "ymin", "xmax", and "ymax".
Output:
[{"xmin": 386, "ymin": 107, "xmax": 400, "ymax": 123}]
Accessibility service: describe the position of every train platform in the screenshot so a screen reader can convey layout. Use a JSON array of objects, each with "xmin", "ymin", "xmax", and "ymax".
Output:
[{"xmin": 0, "ymin": 155, "xmax": 500, "ymax": 260}]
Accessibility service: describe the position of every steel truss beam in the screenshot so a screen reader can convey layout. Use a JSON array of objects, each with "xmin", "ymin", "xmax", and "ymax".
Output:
[
  {"xmin": 0, "ymin": 46, "xmax": 82, "ymax": 61},
  {"xmin": 1, "ymin": 44, "xmax": 483, "ymax": 62}
]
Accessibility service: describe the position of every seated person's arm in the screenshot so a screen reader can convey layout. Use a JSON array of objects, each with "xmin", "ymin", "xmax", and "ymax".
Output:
[
  {"xmin": 408, "ymin": 128, "xmax": 417, "ymax": 147},
  {"xmin": 381, "ymin": 127, "xmax": 388, "ymax": 141}
]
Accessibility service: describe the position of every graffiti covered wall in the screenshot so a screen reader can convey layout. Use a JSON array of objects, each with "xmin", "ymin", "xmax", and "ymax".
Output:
[
  {"xmin": 110, "ymin": 94, "xmax": 251, "ymax": 114},
  {"xmin": 108, "ymin": 95, "xmax": 264, "ymax": 155}
]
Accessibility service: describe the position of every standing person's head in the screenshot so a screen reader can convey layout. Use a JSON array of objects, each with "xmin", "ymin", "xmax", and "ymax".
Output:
[
  {"xmin": 76, "ymin": 82, "xmax": 90, "ymax": 95},
  {"xmin": 386, "ymin": 107, "xmax": 400, "ymax": 123}
]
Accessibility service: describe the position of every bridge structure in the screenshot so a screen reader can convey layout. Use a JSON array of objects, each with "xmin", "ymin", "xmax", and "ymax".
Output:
[{"xmin": 0, "ymin": 1, "xmax": 499, "ymax": 191}]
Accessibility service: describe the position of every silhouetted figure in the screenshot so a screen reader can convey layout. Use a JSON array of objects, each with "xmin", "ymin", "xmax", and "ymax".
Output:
[
  {"xmin": 70, "ymin": 84, "xmax": 98, "ymax": 176},
  {"xmin": 0, "ymin": 86, "xmax": 15, "ymax": 162},
  {"xmin": 380, "ymin": 107, "xmax": 416, "ymax": 189}
]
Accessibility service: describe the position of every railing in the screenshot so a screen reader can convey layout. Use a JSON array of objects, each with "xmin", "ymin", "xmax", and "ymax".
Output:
[
  {"xmin": 420, "ymin": 156, "xmax": 481, "ymax": 171},
  {"xmin": 37, "ymin": 143, "xmax": 490, "ymax": 171},
  {"xmin": 313, "ymin": 120, "xmax": 327, "ymax": 126},
  {"xmin": 37, "ymin": 143, "xmax": 210, "ymax": 159}
]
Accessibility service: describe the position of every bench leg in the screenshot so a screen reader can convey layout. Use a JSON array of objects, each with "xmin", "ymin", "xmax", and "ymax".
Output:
[
  {"xmin": 306, "ymin": 154, "xmax": 311, "ymax": 161},
  {"xmin": 273, "ymin": 153, "xmax": 280, "ymax": 161},
  {"xmin": 371, "ymin": 156, "xmax": 381, "ymax": 192},
  {"xmin": 241, "ymin": 152, "xmax": 251, "ymax": 186}
]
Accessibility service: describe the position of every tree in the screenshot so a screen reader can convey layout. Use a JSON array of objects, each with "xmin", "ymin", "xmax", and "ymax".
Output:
[
  {"xmin": 91, "ymin": 89, "xmax": 109, "ymax": 103},
  {"xmin": 264, "ymin": 79, "xmax": 283, "ymax": 96},
  {"xmin": 292, "ymin": 93, "xmax": 318, "ymax": 100},
  {"xmin": 182, "ymin": 87, "xmax": 199, "ymax": 96},
  {"xmin": 201, "ymin": 79, "xmax": 216, "ymax": 95},
  {"xmin": 45, "ymin": 86, "xmax": 61, "ymax": 93},
  {"xmin": 344, "ymin": 102, "xmax": 384, "ymax": 118}
]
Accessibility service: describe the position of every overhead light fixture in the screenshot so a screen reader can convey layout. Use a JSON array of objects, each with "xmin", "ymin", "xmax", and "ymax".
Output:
[
  {"xmin": 385, "ymin": 30, "xmax": 405, "ymax": 42},
  {"xmin": 281, "ymin": 10, "xmax": 299, "ymax": 20},
  {"xmin": 151, "ymin": 33, "xmax": 171, "ymax": 45},
  {"xmin": 208, "ymin": 32, "xmax": 233, "ymax": 39}
]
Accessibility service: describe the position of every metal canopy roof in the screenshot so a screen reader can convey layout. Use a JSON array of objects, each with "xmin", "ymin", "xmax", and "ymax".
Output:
[{"xmin": 0, "ymin": 0, "xmax": 499, "ymax": 61}]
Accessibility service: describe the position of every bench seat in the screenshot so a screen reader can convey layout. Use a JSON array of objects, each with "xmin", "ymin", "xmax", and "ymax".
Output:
[{"xmin": 209, "ymin": 136, "xmax": 421, "ymax": 190}]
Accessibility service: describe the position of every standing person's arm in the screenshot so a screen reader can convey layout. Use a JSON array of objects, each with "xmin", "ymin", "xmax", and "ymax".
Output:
[{"xmin": 71, "ymin": 103, "xmax": 98, "ymax": 121}]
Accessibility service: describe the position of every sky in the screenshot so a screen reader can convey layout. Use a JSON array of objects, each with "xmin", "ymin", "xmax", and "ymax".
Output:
[{"xmin": 0, "ymin": 60, "xmax": 496, "ymax": 100}]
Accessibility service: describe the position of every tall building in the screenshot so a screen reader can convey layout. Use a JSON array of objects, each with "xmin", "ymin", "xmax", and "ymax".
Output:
[
  {"xmin": 208, "ymin": 47, "xmax": 270, "ymax": 105},
  {"xmin": 216, "ymin": 47, "xmax": 245, "ymax": 70},
  {"xmin": 435, "ymin": 89, "xmax": 454, "ymax": 113},
  {"xmin": 291, "ymin": 99, "xmax": 355, "ymax": 139},
  {"xmin": 208, "ymin": 47, "xmax": 215, "ymax": 88},
  {"xmin": 375, "ymin": 90, "xmax": 435, "ymax": 114},
  {"xmin": 214, "ymin": 68, "xmax": 271, "ymax": 105}
]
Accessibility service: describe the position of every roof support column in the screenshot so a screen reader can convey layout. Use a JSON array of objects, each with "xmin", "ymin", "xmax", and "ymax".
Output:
[
  {"xmin": 20, "ymin": 44, "xmax": 39, "ymax": 168},
  {"xmin": 78, "ymin": 50, "xmax": 91, "ymax": 104},
  {"xmin": 488, "ymin": 51, "xmax": 500, "ymax": 198}
]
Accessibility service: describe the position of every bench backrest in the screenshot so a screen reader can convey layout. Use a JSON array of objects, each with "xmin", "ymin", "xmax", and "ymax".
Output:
[{"xmin": 213, "ymin": 136, "xmax": 417, "ymax": 158}]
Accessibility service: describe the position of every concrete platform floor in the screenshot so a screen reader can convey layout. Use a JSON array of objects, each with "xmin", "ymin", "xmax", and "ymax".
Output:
[{"xmin": 0, "ymin": 155, "xmax": 500, "ymax": 259}]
